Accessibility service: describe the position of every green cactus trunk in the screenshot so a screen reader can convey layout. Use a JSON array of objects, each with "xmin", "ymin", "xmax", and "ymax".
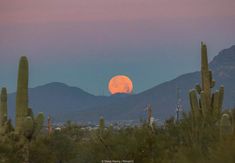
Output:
[
  {"xmin": 16, "ymin": 56, "xmax": 29, "ymax": 133},
  {"xmin": 0, "ymin": 87, "xmax": 8, "ymax": 126},
  {"xmin": 201, "ymin": 43, "xmax": 212, "ymax": 111},
  {"xmin": 189, "ymin": 89, "xmax": 199, "ymax": 118}
]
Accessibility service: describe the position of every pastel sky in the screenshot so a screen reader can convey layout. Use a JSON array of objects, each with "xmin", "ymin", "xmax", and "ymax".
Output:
[{"xmin": 0, "ymin": 0, "xmax": 235, "ymax": 95}]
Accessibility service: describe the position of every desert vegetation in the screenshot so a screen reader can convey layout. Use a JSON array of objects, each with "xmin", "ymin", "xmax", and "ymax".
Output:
[{"xmin": 0, "ymin": 43, "xmax": 235, "ymax": 163}]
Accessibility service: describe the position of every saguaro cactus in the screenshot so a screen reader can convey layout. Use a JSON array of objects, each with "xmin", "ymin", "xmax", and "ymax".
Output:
[
  {"xmin": 99, "ymin": 116, "xmax": 105, "ymax": 130},
  {"xmin": 189, "ymin": 42, "xmax": 224, "ymax": 119},
  {"xmin": 0, "ymin": 87, "xmax": 8, "ymax": 126},
  {"xmin": 16, "ymin": 56, "xmax": 29, "ymax": 132},
  {"xmin": 0, "ymin": 87, "xmax": 14, "ymax": 135},
  {"xmin": 0, "ymin": 56, "xmax": 44, "ymax": 143},
  {"xmin": 33, "ymin": 113, "xmax": 44, "ymax": 137},
  {"xmin": 220, "ymin": 113, "xmax": 233, "ymax": 136},
  {"xmin": 48, "ymin": 115, "xmax": 52, "ymax": 135},
  {"xmin": 146, "ymin": 104, "xmax": 153, "ymax": 124},
  {"xmin": 15, "ymin": 56, "xmax": 45, "ymax": 137}
]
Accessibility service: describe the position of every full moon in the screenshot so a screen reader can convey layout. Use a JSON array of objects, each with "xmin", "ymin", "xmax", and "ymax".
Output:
[{"xmin": 108, "ymin": 75, "xmax": 133, "ymax": 95}]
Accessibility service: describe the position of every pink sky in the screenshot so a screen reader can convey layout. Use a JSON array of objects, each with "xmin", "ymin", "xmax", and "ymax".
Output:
[
  {"xmin": 1, "ymin": 0, "xmax": 235, "ymax": 24},
  {"xmin": 0, "ymin": 0, "xmax": 235, "ymax": 94}
]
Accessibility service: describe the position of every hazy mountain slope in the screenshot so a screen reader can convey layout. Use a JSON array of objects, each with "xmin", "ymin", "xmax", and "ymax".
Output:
[
  {"xmin": 72, "ymin": 45, "xmax": 235, "ymax": 122},
  {"xmin": 7, "ymin": 45, "xmax": 235, "ymax": 122},
  {"xmin": 7, "ymin": 82, "xmax": 99, "ymax": 121}
]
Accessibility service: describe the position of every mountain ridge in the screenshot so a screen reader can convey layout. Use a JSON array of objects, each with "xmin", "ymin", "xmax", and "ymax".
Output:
[{"xmin": 7, "ymin": 45, "xmax": 235, "ymax": 122}]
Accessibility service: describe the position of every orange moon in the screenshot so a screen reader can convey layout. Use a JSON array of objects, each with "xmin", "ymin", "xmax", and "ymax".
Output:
[{"xmin": 108, "ymin": 75, "xmax": 133, "ymax": 94}]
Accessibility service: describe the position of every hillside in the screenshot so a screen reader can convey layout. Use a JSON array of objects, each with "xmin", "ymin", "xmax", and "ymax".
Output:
[{"xmin": 7, "ymin": 45, "xmax": 235, "ymax": 122}]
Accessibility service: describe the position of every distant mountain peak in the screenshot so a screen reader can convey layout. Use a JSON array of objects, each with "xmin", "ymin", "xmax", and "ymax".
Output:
[
  {"xmin": 42, "ymin": 82, "xmax": 68, "ymax": 87},
  {"xmin": 209, "ymin": 45, "xmax": 235, "ymax": 77},
  {"xmin": 31, "ymin": 82, "xmax": 69, "ymax": 90},
  {"xmin": 210, "ymin": 45, "xmax": 235, "ymax": 66}
]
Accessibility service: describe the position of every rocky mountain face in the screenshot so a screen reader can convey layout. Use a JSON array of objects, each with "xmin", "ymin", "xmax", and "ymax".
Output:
[{"xmin": 7, "ymin": 45, "xmax": 235, "ymax": 123}]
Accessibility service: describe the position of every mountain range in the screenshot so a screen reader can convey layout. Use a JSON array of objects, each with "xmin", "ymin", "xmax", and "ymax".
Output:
[{"xmin": 7, "ymin": 45, "xmax": 235, "ymax": 123}]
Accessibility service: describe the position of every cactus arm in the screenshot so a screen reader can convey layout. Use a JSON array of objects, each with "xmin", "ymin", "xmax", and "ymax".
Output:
[
  {"xmin": 195, "ymin": 84, "xmax": 201, "ymax": 94},
  {"xmin": 218, "ymin": 86, "xmax": 224, "ymax": 112},
  {"xmin": 0, "ymin": 87, "xmax": 8, "ymax": 126},
  {"xmin": 22, "ymin": 116, "xmax": 34, "ymax": 139},
  {"xmin": 27, "ymin": 108, "xmax": 34, "ymax": 118},
  {"xmin": 189, "ymin": 89, "xmax": 199, "ymax": 118},
  {"xmin": 212, "ymin": 91, "xmax": 220, "ymax": 117}
]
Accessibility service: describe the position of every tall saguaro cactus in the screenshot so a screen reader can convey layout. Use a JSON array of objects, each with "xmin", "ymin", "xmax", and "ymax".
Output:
[
  {"xmin": 189, "ymin": 42, "xmax": 224, "ymax": 119},
  {"xmin": 15, "ymin": 56, "xmax": 45, "ymax": 138},
  {"xmin": 16, "ymin": 56, "xmax": 29, "ymax": 132},
  {"xmin": 0, "ymin": 56, "xmax": 44, "ymax": 147},
  {"xmin": 0, "ymin": 87, "xmax": 8, "ymax": 126}
]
